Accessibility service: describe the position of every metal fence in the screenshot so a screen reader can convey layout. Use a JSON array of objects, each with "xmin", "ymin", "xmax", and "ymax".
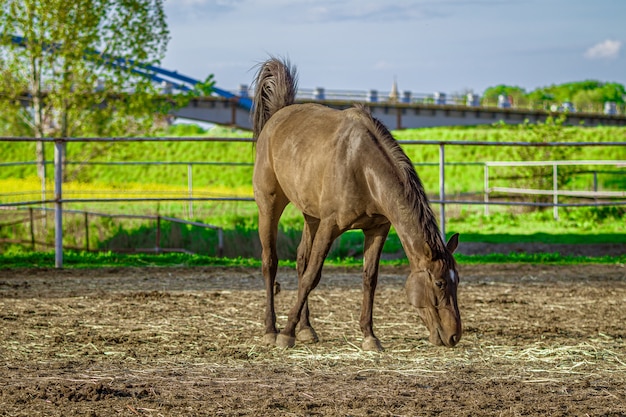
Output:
[
  {"xmin": 1, "ymin": 136, "xmax": 625, "ymax": 268},
  {"xmin": 484, "ymin": 160, "xmax": 626, "ymax": 219},
  {"xmin": 0, "ymin": 206, "xmax": 224, "ymax": 255}
]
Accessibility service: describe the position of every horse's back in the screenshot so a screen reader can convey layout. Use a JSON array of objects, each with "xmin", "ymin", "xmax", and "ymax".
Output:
[
  {"xmin": 255, "ymin": 103, "xmax": 372, "ymax": 181},
  {"xmin": 261, "ymin": 103, "xmax": 352, "ymax": 143},
  {"xmin": 257, "ymin": 103, "xmax": 373, "ymax": 157},
  {"xmin": 254, "ymin": 103, "xmax": 387, "ymax": 223}
]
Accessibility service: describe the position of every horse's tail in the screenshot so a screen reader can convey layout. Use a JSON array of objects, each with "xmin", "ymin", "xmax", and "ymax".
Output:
[{"xmin": 252, "ymin": 57, "xmax": 298, "ymax": 139}]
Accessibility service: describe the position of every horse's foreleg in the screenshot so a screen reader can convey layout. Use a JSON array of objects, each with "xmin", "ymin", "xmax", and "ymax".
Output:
[
  {"xmin": 296, "ymin": 219, "xmax": 320, "ymax": 343},
  {"xmin": 277, "ymin": 220, "xmax": 338, "ymax": 348},
  {"xmin": 360, "ymin": 223, "xmax": 391, "ymax": 352}
]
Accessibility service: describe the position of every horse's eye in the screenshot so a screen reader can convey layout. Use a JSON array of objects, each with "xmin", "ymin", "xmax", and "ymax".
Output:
[{"xmin": 435, "ymin": 280, "xmax": 446, "ymax": 290}]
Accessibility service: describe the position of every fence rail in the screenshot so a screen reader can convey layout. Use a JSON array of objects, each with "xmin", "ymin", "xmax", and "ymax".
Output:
[
  {"xmin": 1, "ymin": 137, "xmax": 625, "ymax": 268},
  {"xmin": 483, "ymin": 159, "xmax": 626, "ymax": 218},
  {"xmin": 0, "ymin": 206, "xmax": 223, "ymax": 255}
]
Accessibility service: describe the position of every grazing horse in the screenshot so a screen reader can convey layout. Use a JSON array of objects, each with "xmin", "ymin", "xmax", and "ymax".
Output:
[{"xmin": 252, "ymin": 58, "xmax": 462, "ymax": 351}]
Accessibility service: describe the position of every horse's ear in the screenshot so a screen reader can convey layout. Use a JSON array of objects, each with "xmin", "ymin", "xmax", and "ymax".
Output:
[
  {"xmin": 423, "ymin": 242, "xmax": 433, "ymax": 260},
  {"xmin": 446, "ymin": 233, "xmax": 459, "ymax": 254}
]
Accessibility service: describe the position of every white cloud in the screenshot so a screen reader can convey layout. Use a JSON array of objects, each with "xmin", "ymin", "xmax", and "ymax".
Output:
[
  {"xmin": 373, "ymin": 60, "xmax": 394, "ymax": 70},
  {"xmin": 584, "ymin": 39, "xmax": 622, "ymax": 60}
]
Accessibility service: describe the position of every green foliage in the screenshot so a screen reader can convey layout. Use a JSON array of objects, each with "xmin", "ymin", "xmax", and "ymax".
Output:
[
  {"xmin": 1, "ymin": 124, "xmax": 623, "ymax": 194},
  {"xmin": 486, "ymin": 80, "xmax": 626, "ymax": 111},
  {"xmin": 167, "ymin": 74, "xmax": 216, "ymax": 113},
  {"xmin": 446, "ymin": 207, "xmax": 626, "ymax": 242},
  {"xmin": 1, "ymin": 124, "xmax": 625, "ymax": 261},
  {"xmin": 394, "ymin": 124, "xmax": 626, "ymax": 195},
  {"xmin": 0, "ymin": 0, "xmax": 172, "ymax": 138},
  {"xmin": 0, "ymin": 250, "xmax": 262, "ymax": 268},
  {"xmin": 482, "ymin": 85, "xmax": 527, "ymax": 106},
  {"xmin": 453, "ymin": 252, "xmax": 626, "ymax": 265},
  {"xmin": 535, "ymin": 80, "xmax": 625, "ymax": 105},
  {"xmin": 185, "ymin": 75, "xmax": 216, "ymax": 98},
  {"xmin": 0, "ymin": 250, "xmax": 623, "ymax": 269},
  {"xmin": 164, "ymin": 123, "xmax": 209, "ymax": 136}
]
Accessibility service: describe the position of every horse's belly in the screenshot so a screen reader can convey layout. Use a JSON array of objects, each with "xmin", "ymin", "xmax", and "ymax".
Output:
[{"xmin": 279, "ymin": 174, "xmax": 385, "ymax": 230}]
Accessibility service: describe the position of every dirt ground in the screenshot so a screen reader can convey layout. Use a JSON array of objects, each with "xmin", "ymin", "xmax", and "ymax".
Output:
[{"xmin": 1, "ymin": 262, "xmax": 625, "ymax": 416}]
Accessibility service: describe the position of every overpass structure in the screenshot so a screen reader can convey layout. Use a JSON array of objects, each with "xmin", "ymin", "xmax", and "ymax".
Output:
[
  {"xmin": 7, "ymin": 34, "xmax": 626, "ymax": 130},
  {"xmin": 175, "ymin": 95, "xmax": 626, "ymax": 131}
]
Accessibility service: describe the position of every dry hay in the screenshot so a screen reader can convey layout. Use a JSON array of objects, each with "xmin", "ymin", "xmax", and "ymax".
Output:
[{"xmin": 0, "ymin": 264, "xmax": 625, "ymax": 416}]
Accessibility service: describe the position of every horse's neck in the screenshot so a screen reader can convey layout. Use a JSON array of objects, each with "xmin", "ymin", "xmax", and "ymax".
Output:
[
  {"xmin": 395, "ymin": 222, "xmax": 433, "ymax": 265},
  {"xmin": 383, "ymin": 196, "xmax": 442, "ymax": 267}
]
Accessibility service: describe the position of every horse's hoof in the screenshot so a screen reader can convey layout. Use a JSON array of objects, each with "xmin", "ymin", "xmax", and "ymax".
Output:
[
  {"xmin": 297, "ymin": 327, "xmax": 319, "ymax": 343},
  {"xmin": 362, "ymin": 337, "xmax": 384, "ymax": 352},
  {"xmin": 276, "ymin": 333, "xmax": 296, "ymax": 348},
  {"xmin": 262, "ymin": 332, "xmax": 277, "ymax": 345}
]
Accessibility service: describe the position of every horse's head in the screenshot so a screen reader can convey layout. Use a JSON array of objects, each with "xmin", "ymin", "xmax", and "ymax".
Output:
[{"xmin": 405, "ymin": 233, "xmax": 462, "ymax": 347}]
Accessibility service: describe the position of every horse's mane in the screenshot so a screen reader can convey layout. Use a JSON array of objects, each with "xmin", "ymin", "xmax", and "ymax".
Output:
[
  {"xmin": 356, "ymin": 105, "xmax": 452, "ymax": 263},
  {"xmin": 252, "ymin": 57, "xmax": 298, "ymax": 139}
]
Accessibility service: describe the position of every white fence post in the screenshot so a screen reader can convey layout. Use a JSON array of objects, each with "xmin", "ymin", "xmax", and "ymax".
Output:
[
  {"xmin": 54, "ymin": 140, "xmax": 65, "ymax": 268},
  {"xmin": 553, "ymin": 163, "xmax": 559, "ymax": 220},
  {"xmin": 484, "ymin": 163, "xmax": 490, "ymax": 216}
]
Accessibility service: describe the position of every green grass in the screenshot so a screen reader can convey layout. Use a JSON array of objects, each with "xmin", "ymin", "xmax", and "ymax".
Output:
[
  {"xmin": 1, "ymin": 124, "xmax": 625, "ymax": 265},
  {"xmin": 395, "ymin": 124, "xmax": 626, "ymax": 193},
  {"xmin": 1, "ymin": 124, "xmax": 624, "ymax": 193},
  {"xmin": 0, "ymin": 250, "xmax": 624, "ymax": 270},
  {"xmin": 446, "ymin": 207, "xmax": 626, "ymax": 244}
]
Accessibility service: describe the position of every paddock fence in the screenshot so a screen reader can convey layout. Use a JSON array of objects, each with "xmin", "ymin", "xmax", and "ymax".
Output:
[{"xmin": 1, "ymin": 136, "xmax": 625, "ymax": 268}]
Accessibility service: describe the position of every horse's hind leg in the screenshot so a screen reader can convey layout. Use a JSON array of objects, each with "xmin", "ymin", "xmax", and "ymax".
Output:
[
  {"xmin": 360, "ymin": 223, "xmax": 391, "ymax": 352},
  {"xmin": 256, "ymin": 193, "xmax": 288, "ymax": 345},
  {"xmin": 296, "ymin": 218, "xmax": 320, "ymax": 343}
]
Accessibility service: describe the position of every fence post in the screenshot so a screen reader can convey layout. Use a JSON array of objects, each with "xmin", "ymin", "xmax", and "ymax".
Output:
[
  {"xmin": 156, "ymin": 215, "xmax": 161, "ymax": 253},
  {"xmin": 439, "ymin": 143, "xmax": 446, "ymax": 240},
  {"xmin": 188, "ymin": 163, "xmax": 193, "ymax": 219},
  {"xmin": 217, "ymin": 227, "xmax": 224, "ymax": 257},
  {"xmin": 593, "ymin": 171, "xmax": 598, "ymax": 203},
  {"xmin": 84, "ymin": 211, "xmax": 89, "ymax": 252},
  {"xmin": 40, "ymin": 154, "xmax": 47, "ymax": 231},
  {"xmin": 54, "ymin": 140, "xmax": 65, "ymax": 268},
  {"xmin": 484, "ymin": 164, "xmax": 490, "ymax": 216},
  {"xmin": 553, "ymin": 163, "xmax": 559, "ymax": 220},
  {"xmin": 29, "ymin": 207, "xmax": 35, "ymax": 250}
]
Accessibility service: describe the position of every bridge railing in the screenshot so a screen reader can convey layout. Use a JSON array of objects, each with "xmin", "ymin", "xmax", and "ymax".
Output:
[
  {"xmin": 1, "ymin": 136, "xmax": 625, "ymax": 268},
  {"xmin": 232, "ymin": 87, "xmax": 626, "ymax": 115}
]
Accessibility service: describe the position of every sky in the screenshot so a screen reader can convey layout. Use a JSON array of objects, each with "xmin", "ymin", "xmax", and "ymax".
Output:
[{"xmin": 162, "ymin": 0, "xmax": 626, "ymax": 97}]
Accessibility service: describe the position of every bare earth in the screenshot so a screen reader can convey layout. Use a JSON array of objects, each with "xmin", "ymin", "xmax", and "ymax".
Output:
[{"xmin": 1, "ymin": 262, "xmax": 625, "ymax": 416}]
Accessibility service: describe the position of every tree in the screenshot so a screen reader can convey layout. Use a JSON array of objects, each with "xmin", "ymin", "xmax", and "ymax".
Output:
[
  {"xmin": 482, "ymin": 85, "xmax": 527, "ymax": 107},
  {"xmin": 499, "ymin": 80, "xmax": 626, "ymax": 111},
  {"xmin": 0, "ymin": 0, "xmax": 170, "ymax": 182},
  {"xmin": 0, "ymin": 57, "xmax": 30, "ymax": 136}
]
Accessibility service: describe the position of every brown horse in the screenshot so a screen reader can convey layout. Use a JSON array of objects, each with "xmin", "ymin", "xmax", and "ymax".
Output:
[{"xmin": 252, "ymin": 58, "xmax": 461, "ymax": 351}]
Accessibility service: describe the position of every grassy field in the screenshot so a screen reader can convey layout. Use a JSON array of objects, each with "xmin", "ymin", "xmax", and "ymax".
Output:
[
  {"xmin": 1, "ymin": 123, "xmax": 625, "ymax": 194},
  {"xmin": 1, "ymin": 123, "xmax": 625, "ymax": 260}
]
